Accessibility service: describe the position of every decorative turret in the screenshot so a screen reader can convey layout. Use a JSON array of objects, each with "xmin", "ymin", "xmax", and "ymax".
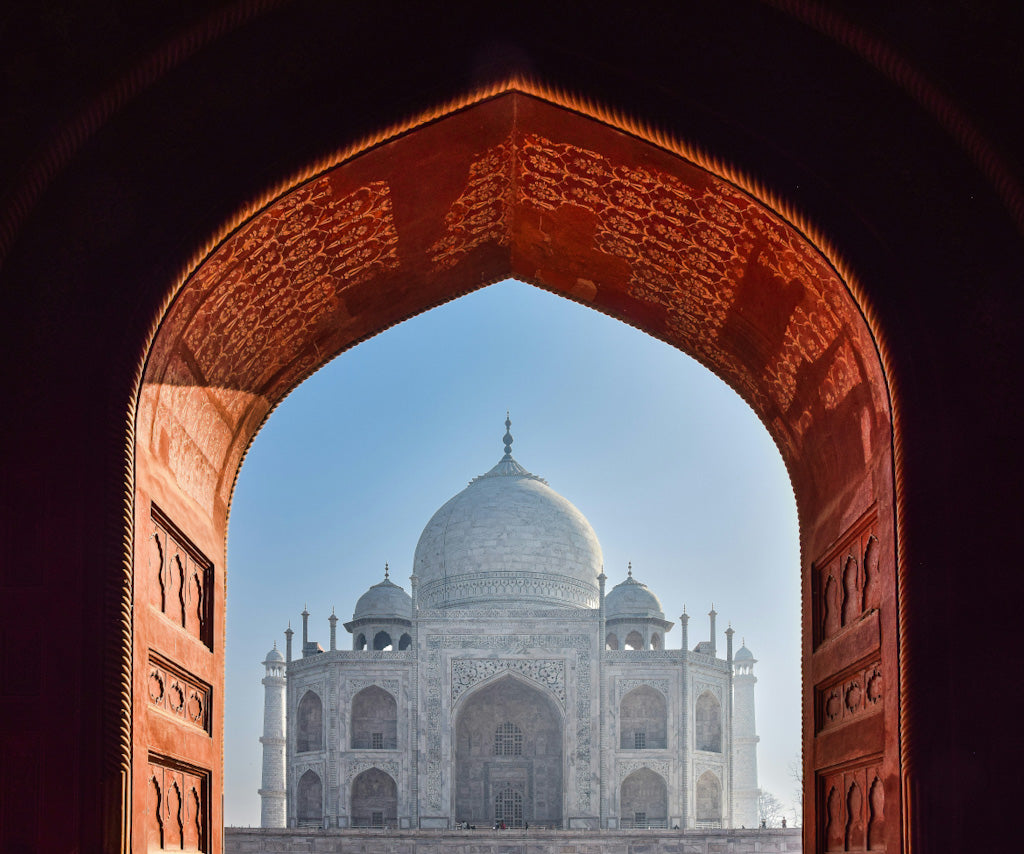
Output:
[
  {"xmin": 258, "ymin": 643, "xmax": 287, "ymax": 827},
  {"xmin": 344, "ymin": 564, "xmax": 413, "ymax": 651},
  {"xmin": 604, "ymin": 562, "xmax": 674, "ymax": 650}
]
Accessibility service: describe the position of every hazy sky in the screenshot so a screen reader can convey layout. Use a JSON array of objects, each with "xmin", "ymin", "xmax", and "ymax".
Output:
[{"xmin": 224, "ymin": 279, "xmax": 801, "ymax": 827}]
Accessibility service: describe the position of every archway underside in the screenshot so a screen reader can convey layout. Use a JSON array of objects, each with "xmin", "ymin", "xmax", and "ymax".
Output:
[{"xmin": 135, "ymin": 91, "xmax": 899, "ymax": 852}]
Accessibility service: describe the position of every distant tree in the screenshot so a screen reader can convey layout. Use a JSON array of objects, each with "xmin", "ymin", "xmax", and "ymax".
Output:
[
  {"xmin": 759, "ymin": 790, "xmax": 785, "ymax": 827},
  {"xmin": 788, "ymin": 753, "xmax": 803, "ymax": 827}
]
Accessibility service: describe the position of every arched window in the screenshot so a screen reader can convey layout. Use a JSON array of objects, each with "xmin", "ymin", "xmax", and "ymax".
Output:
[
  {"xmin": 351, "ymin": 768, "xmax": 397, "ymax": 828},
  {"xmin": 297, "ymin": 769, "xmax": 322, "ymax": 824},
  {"xmin": 695, "ymin": 690, "xmax": 722, "ymax": 752},
  {"xmin": 625, "ymin": 630, "xmax": 644, "ymax": 650},
  {"xmin": 354, "ymin": 633, "xmax": 366, "ymax": 651},
  {"xmin": 494, "ymin": 721, "xmax": 523, "ymax": 756},
  {"xmin": 351, "ymin": 685, "xmax": 398, "ymax": 750},
  {"xmin": 606, "ymin": 633, "xmax": 619, "ymax": 650},
  {"xmin": 695, "ymin": 771, "xmax": 722, "ymax": 823},
  {"xmin": 398, "ymin": 633, "xmax": 412, "ymax": 650},
  {"xmin": 494, "ymin": 787, "xmax": 523, "ymax": 828},
  {"xmin": 620, "ymin": 686, "xmax": 667, "ymax": 750},
  {"xmin": 296, "ymin": 690, "xmax": 323, "ymax": 752},
  {"xmin": 373, "ymin": 630, "xmax": 392, "ymax": 651},
  {"xmin": 650, "ymin": 633, "xmax": 661, "ymax": 650}
]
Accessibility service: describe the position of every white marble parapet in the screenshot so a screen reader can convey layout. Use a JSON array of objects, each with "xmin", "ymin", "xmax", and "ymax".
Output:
[{"xmin": 225, "ymin": 826, "xmax": 803, "ymax": 852}]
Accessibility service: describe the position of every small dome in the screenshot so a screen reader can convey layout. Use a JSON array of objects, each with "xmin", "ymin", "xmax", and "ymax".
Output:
[
  {"xmin": 735, "ymin": 644, "xmax": 755, "ymax": 661},
  {"xmin": 263, "ymin": 644, "xmax": 284, "ymax": 663},
  {"xmin": 606, "ymin": 566, "xmax": 665, "ymax": 620},
  {"xmin": 353, "ymin": 568, "xmax": 412, "ymax": 621}
]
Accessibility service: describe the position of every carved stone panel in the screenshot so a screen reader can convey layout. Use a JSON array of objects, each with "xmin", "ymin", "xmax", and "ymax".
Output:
[
  {"xmin": 451, "ymin": 658, "xmax": 566, "ymax": 708},
  {"xmin": 150, "ymin": 505, "xmax": 213, "ymax": 649},
  {"xmin": 147, "ymin": 754, "xmax": 209, "ymax": 852},
  {"xmin": 817, "ymin": 759, "xmax": 884, "ymax": 852},
  {"xmin": 148, "ymin": 652, "xmax": 212, "ymax": 735},
  {"xmin": 816, "ymin": 660, "xmax": 883, "ymax": 733},
  {"xmin": 813, "ymin": 507, "xmax": 878, "ymax": 649}
]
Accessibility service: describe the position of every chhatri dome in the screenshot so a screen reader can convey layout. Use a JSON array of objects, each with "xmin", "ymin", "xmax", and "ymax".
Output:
[
  {"xmin": 352, "ymin": 564, "xmax": 413, "ymax": 621},
  {"xmin": 413, "ymin": 416, "xmax": 604, "ymax": 609},
  {"xmin": 605, "ymin": 563, "xmax": 666, "ymax": 620}
]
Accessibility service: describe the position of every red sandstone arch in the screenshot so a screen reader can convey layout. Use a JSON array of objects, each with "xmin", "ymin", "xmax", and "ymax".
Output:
[{"xmin": 132, "ymin": 88, "xmax": 900, "ymax": 850}]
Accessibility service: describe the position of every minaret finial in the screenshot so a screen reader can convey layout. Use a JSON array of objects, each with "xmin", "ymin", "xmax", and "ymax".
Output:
[
  {"xmin": 502, "ymin": 412, "xmax": 513, "ymax": 458},
  {"xmin": 384, "ymin": 562, "xmax": 389, "ymax": 580}
]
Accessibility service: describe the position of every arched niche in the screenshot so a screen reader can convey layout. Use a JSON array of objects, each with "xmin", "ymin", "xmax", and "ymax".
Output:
[
  {"xmin": 296, "ymin": 769, "xmax": 322, "ymax": 825},
  {"xmin": 351, "ymin": 685, "xmax": 398, "ymax": 750},
  {"xmin": 606, "ymin": 633, "xmax": 619, "ymax": 650},
  {"xmin": 621, "ymin": 768, "xmax": 668, "ymax": 828},
  {"xmin": 350, "ymin": 768, "xmax": 397, "ymax": 828},
  {"xmin": 453, "ymin": 674, "xmax": 563, "ymax": 828},
  {"xmin": 296, "ymin": 690, "xmax": 323, "ymax": 753},
  {"xmin": 695, "ymin": 691, "xmax": 722, "ymax": 753},
  {"xmin": 372, "ymin": 630, "xmax": 393, "ymax": 651},
  {"xmin": 619, "ymin": 686, "xmax": 667, "ymax": 750},
  {"xmin": 132, "ymin": 89, "xmax": 899, "ymax": 850},
  {"xmin": 695, "ymin": 771, "xmax": 722, "ymax": 825}
]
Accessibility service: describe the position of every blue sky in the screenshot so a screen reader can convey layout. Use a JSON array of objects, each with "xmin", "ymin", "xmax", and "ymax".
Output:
[{"xmin": 224, "ymin": 278, "xmax": 801, "ymax": 826}]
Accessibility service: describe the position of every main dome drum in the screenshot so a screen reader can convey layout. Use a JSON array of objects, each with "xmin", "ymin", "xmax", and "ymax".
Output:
[{"xmin": 413, "ymin": 419, "xmax": 604, "ymax": 609}]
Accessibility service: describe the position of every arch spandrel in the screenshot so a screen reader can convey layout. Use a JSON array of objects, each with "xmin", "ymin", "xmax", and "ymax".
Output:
[{"xmin": 140, "ymin": 93, "xmax": 889, "ymax": 533}]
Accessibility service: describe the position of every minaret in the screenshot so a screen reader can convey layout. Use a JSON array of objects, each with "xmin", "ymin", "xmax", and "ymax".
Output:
[
  {"xmin": 732, "ymin": 640, "xmax": 760, "ymax": 828},
  {"xmin": 258, "ymin": 642, "xmax": 287, "ymax": 827}
]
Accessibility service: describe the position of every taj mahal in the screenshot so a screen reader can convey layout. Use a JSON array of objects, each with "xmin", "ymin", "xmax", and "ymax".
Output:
[{"xmin": 257, "ymin": 419, "xmax": 760, "ymax": 831}]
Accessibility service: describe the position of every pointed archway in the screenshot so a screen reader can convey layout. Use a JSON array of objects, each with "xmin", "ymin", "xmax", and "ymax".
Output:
[{"xmin": 131, "ymin": 88, "xmax": 899, "ymax": 851}]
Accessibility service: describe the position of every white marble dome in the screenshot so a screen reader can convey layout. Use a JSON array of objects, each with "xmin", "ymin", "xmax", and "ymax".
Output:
[
  {"xmin": 353, "ymin": 569, "xmax": 413, "ymax": 620},
  {"xmin": 605, "ymin": 568, "xmax": 665, "ymax": 620},
  {"xmin": 414, "ymin": 422, "xmax": 603, "ymax": 610}
]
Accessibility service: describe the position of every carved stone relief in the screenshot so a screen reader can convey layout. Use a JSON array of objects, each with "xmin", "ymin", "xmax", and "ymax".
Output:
[
  {"xmin": 616, "ymin": 678, "xmax": 670, "ymax": 701},
  {"xmin": 451, "ymin": 658, "xmax": 566, "ymax": 707},
  {"xmin": 150, "ymin": 505, "xmax": 213, "ymax": 649},
  {"xmin": 147, "ymin": 653, "xmax": 212, "ymax": 735},
  {"xmin": 816, "ymin": 659, "xmax": 883, "ymax": 733},
  {"xmin": 617, "ymin": 759, "xmax": 672, "ymax": 784},
  {"xmin": 814, "ymin": 509, "xmax": 879, "ymax": 648}
]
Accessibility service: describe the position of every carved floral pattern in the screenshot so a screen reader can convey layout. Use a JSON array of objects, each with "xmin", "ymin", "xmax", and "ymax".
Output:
[
  {"xmin": 148, "ymin": 654, "xmax": 212, "ymax": 735},
  {"xmin": 616, "ymin": 678, "xmax": 670, "ymax": 701},
  {"xmin": 816, "ymin": 659, "xmax": 882, "ymax": 733},
  {"xmin": 451, "ymin": 658, "xmax": 566, "ymax": 707},
  {"xmin": 617, "ymin": 759, "xmax": 672, "ymax": 784}
]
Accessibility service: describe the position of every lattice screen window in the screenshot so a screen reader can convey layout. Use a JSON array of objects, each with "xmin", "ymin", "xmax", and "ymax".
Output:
[
  {"xmin": 634, "ymin": 731, "xmax": 646, "ymax": 750},
  {"xmin": 635, "ymin": 812, "xmax": 647, "ymax": 828},
  {"xmin": 372, "ymin": 732, "xmax": 383, "ymax": 749},
  {"xmin": 495, "ymin": 787, "xmax": 523, "ymax": 827},
  {"xmin": 494, "ymin": 721, "xmax": 523, "ymax": 756}
]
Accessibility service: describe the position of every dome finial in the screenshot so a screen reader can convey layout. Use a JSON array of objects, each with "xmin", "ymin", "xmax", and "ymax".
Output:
[
  {"xmin": 502, "ymin": 412, "xmax": 514, "ymax": 459},
  {"xmin": 627, "ymin": 561, "xmax": 633, "ymax": 578},
  {"xmin": 384, "ymin": 562, "xmax": 389, "ymax": 581}
]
